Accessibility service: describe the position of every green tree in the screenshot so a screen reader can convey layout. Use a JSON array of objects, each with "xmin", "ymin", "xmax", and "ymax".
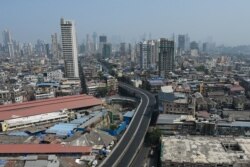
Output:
[
  {"xmin": 110, "ymin": 124, "xmax": 118, "ymax": 130},
  {"xmin": 98, "ymin": 71, "xmax": 105, "ymax": 80},
  {"xmin": 148, "ymin": 128, "xmax": 162, "ymax": 145},
  {"xmin": 195, "ymin": 65, "xmax": 206, "ymax": 72},
  {"xmin": 204, "ymin": 68, "xmax": 209, "ymax": 75},
  {"xmin": 78, "ymin": 62, "xmax": 87, "ymax": 94},
  {"xmin": 141, "ymin": 80, "xmax": 151, "ymax": 91}
]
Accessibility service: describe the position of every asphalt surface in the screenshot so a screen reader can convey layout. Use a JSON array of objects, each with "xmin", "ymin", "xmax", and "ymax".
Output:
[
  {"xmin": 99, "ymin": 82, "xmax": 155, "ymax": 167},
  {"xmin": 131, "ymin": 143, "xmax": 159, "ymax": 167},
  {"xmin": 130, "ymin": 144, "xmax": 150, "ymax": 167}
]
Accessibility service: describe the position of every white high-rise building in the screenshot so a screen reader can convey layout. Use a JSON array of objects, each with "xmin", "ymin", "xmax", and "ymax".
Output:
[
  {"xmin": 139, "ymin": 40, "xmax": 159, "ymax": 70},
  {"xmin": 60, "ymin": 18, "xmax": 79, "ymax": 78},
  {"xmin": 2, "ymin": 30, "xmax": 14, "ymax": 58},
  {"xmin": 140, "ymin": 41, "xmax": 150, "ymax": 70}
]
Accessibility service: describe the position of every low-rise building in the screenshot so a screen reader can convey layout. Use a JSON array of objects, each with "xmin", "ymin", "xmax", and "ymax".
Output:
[
  {"xmin": 87, "ymin": 81, "xmax": 106, "ymax": 96},
  {"xmin": 58, "ymin": 78, "xmax": 81, "ymax": 96},
  {"xmin": 106, "ymin": 77, "xmax": 118, "ymax": 95},
  {"xmin": 156, "ymin": 114, "xmax": 196, "ymax": 135},
  {"xmin": 83, "ymin": 66, "xmax": 98, "ymax": 80},
  {"xmin": 156, "ymin": 114, "xmax": 216, "ymax": 136},
  {"xmin": 147, "ymin": 78, "xmax": 165, "ymax": 93},
  {"xmin": 159, "ymin": 86, "xmax": 193, "ymax": 115},
  {"xmin": 156, "ymin": 112, "xmax": 250, "ymax": 137},
  {"xmin": 44, "ymin": 69, "xmax": 64, "ymax": 82},
  {"xmin": 239, "ymin": 77, "xmax": 250, "ymax": 97},
  {"xmin": 161, "ymin": 136, "xmax": 250, "ymax": 167},
  {"xmin": 0, "ymin": 86, "xmax": 25, "ymax": 104},
  {"xmin": 35, "ymin": 82, "xmax": 59, "ymax": 100},
  {"xmin": 217, "ymin": 120, "xmax": 250, "ymax": 136},
  {"xmin": 230, "ymin": 84, "xmax": 245, "ymax": 95},
  {"xmin": 0, "ymin": 90, "xmax": 12, "ymax": 104}
]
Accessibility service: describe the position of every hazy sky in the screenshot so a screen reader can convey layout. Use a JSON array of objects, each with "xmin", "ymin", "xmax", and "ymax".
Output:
[{"xmin": 1, "ymin": 0, "xmax": 250, "ymax": 46}]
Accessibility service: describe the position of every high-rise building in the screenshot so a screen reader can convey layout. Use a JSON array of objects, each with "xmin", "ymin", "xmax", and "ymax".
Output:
[
  {"xmin": 60, "ymin": 18, "xmax": 79, "ymax": 78},
  {"xmin": 139, "ymin": 40, "xmax": 159, "ymax": 70},
  {"xmin": 51, "ymin": 33, "xmax": 59, "ymax": 59},
  {"xmin": 86, "ymin": 34, "xmax": 92, "ymax": 53},
  {"xmin": 92, "ymin": 32, "xmax": 98, "ymax": 52},
  {"xmin": 13, "ymin": 40, "xmax": 20, "ymax": 57},
  {"xmin": 185, "ymin": 34, "xmax": 190, "ymax": 51},
  {"xmin": 79, "ymin": 43, "xmax": 85, "ymax": 54},
  {"xmin": 202, "ymin": 42, "xmax": 208, "ymax": 53},
  {"xmin": 35, "ymin": 39, "xmax": 46, "ymax": 56},
  {"xmin": 102, "ymin": 43, "xmax": 112, "ymax": 59},
  {"xmin": 120, "ymin": 42, "xmax": 126, "ymax": 57},
  {"xmin": 2, "ymin": 30, "xmax": 14, "ymax": 58},
  {"xmin": 99, "ymin": 36, "xmax": 107, "ymax": 43},
  {"xmin": 2, "ymin": 30, "xmax": 11, "ymax": 46},
  {"xmin": 128, "ymin": 43, "xmax": 132, "ymax": 56},
  {"xmin": 178, "ymin": 35, "xmax": 185, "ymax": 52},
  {"xmin": 45, "ymin": 44, "xmax": 50, "ymax": 58},
  {"xmin": 158, "ymin": 38, "xmax": 175, "ymax": 78},
  {"xmin": 135, "ymin": 43, "xmax": 141, "ymax": 65},
  {"xmin": 99, "ymin": 35, "xmax": 107, "ymax": 53},
  {"xmin": 22, "ymin": 43, "xmax": 33, "ymax": 57},
  {"xmin": 148, "ymin": 40, "xmax": 159, "ymax": 70},
  {"xmin": 7, "ymin": 43, "xmax": 15, "ymax": 59},
  {"xmin": 190, "ymin": 41, "xmax": 199, "ymax": 50},
  {"xmin": 139, "ymin": 41, "xmax": 149, "ymax": 70}
]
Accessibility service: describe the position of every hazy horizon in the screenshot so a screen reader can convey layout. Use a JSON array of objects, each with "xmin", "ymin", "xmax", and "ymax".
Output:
[{"xmin": 1, "ymin": 0, "xmax": 250, "ymax": 46}]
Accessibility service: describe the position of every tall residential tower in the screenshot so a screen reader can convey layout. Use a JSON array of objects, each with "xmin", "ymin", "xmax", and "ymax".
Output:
[
  {"xmin": 60, "ymin": 18, "xmax": 79, "ymax": 78},
  {"xmin": 158, "ymin": 38, "xmax": 174, "ymax": 78},
  {"xmin": 51, "ymin": 33, "xmax": 59, "ymax": 60},
  {"xmin": 178, "ymin": 35, "xmax": 185, "ymax": 54},
  {"xmin": 99, "ymin": 35, "xmax": 107, "ymax": 53}
]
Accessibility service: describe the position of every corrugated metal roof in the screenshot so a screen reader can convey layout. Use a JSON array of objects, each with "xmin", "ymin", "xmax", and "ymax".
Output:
[
  {"xmin": 24, "ymin": 160, "xmax": 50, "ymax": 167},
  {"xmin": 0, "ymin": 95, "xmax": 102, "ymax": 121},
  {"xmin": 218, "ymin": 121, "xmax": 250, "ymax": 127},
  {"xmin": 36, "ymin": 82, "xmax": 60, "ymax": 87},
  {"xmin": 0, "ymin": 144, "xmax": 92, "ymax": 154},
  {"xmin": 148, "ymin": 80, "xmax": 165, "ymax": 86},
  {"xmin": 70, "ymin": 116, "xmax": 90, "ymax": 124},
  {"xmin": 161, "ymin": 86, "xmax": 173, "ymax": 93},
  {"xmin": 46, "ymin": 123, "xmax": 78, "ymax": 136},
  {"xmin": 230, "ymin": 85, "xmax": 245, "ymax": 92},
  {"xmin": 156, "ymin": 114, "xmax": 181, "ymax": 124},
  {"xmin": 78, "ymin": 111, "xmax": 107, "ymax": 129},
  {"xmin": 123, "ymin": 111, "xmax": 134, "ymax": 118}
]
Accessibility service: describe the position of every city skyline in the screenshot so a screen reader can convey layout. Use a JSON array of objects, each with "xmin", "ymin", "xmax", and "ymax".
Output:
[{"xmin": 1, "ymin": 0, "xmax": 250, "ymax": 46}]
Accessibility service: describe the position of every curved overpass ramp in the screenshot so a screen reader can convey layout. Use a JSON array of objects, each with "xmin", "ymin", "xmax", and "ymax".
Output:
[{"xmin": 99, "ymin": 82, "xmax": 155, "ymax": 167}]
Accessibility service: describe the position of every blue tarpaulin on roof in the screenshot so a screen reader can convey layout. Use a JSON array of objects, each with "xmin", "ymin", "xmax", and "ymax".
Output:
[
  {"xmin": 8, "ymin": 131, "xmax": 29, "ymax": 137},
  {"xmin": 108, "ymin": 121, "xmax": 127, "ymax": 136},
  {"xmin": 45, "ymin": 123, "xmax": 78, "ymax": 137},
  {"xmin": 123, "ymin": 111, "xmax": 135, "ymax": 124},
  {"xmin": 0, "ymin": 160, "xmax": 6, "ymax": 167}
]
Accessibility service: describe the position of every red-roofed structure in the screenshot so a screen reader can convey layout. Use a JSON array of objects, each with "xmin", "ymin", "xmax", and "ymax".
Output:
[
  {"xmin": 230, "ymin": 85, "xmax": 245, "ymax": 95},
  {"xmin": 0, "ymin": 144, "xmax": 92, "ymax": 155},
  {"xmin": 0, "ymin": 95, "xmax": 102, "ymax": 121}
]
